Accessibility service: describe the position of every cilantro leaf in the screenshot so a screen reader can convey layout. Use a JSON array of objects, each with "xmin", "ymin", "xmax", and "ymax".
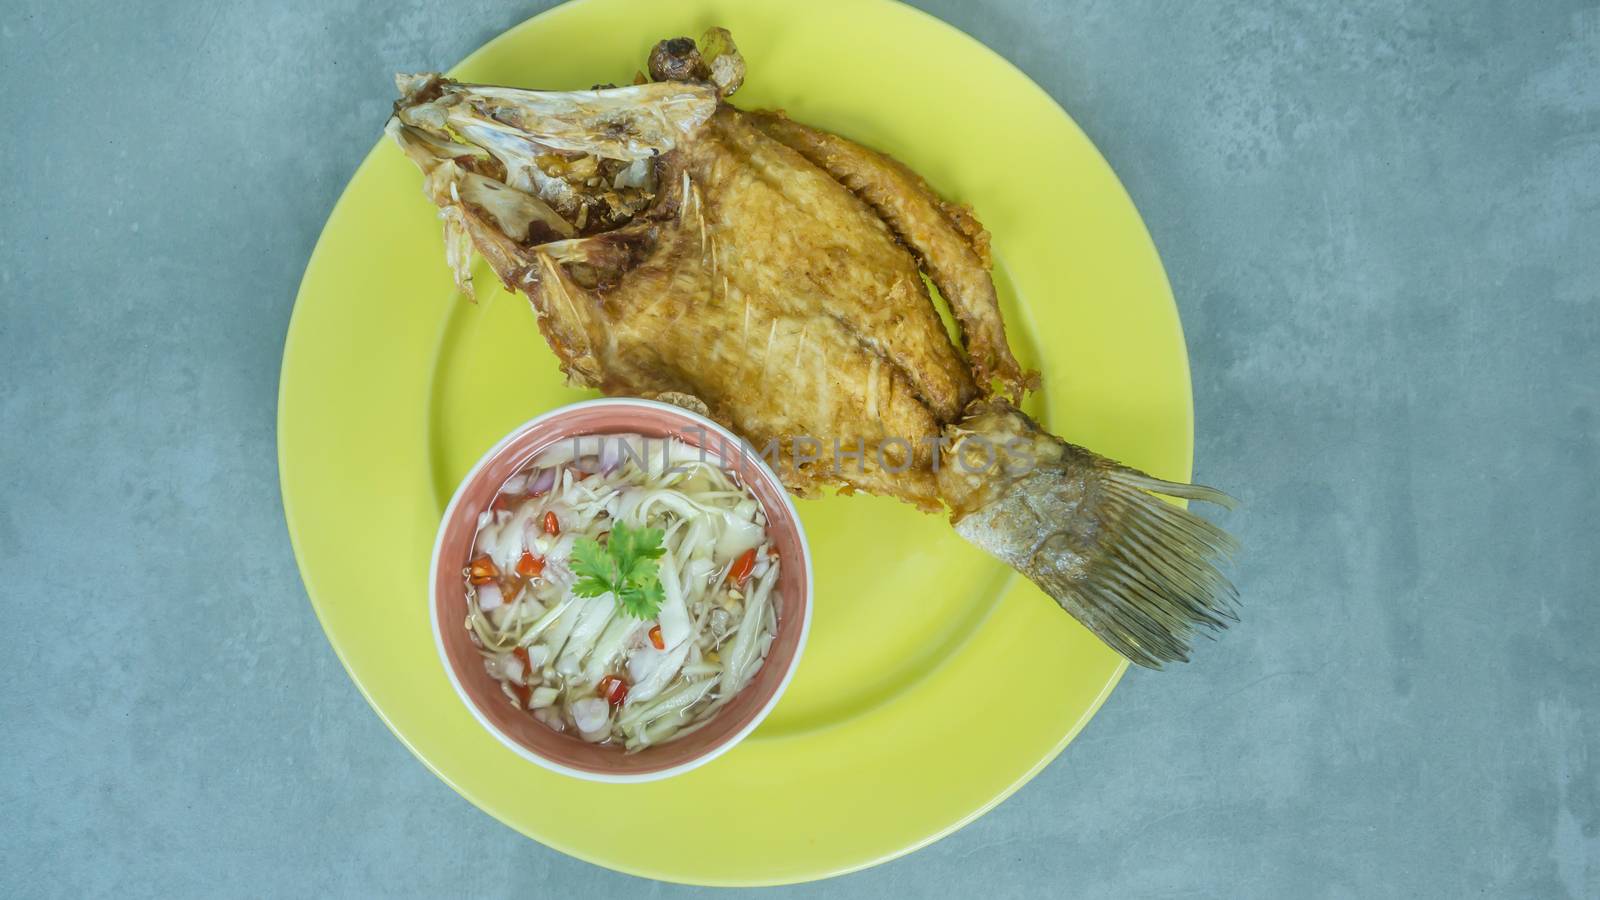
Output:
[
  {"xmin": 568, "ymin": 521, "xmax": 667, "ymax": 620},
  {"xmin": 617, "ymin": 575, "xmax": 665, "ymax": 620},
  {"xmin": 571, "ymin": 533, "xmax": 611, "ymax": 572}
]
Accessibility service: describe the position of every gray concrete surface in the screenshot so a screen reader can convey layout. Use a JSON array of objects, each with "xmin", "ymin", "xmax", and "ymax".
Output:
[{"xmin": 2, "ymin": 0, "xmax": 1596, "ymax": 896}]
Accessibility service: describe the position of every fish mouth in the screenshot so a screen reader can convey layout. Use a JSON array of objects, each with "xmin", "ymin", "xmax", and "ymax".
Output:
[{"xmin": 386, "ymin": 73, "xmax": 723, "ymax": 294}]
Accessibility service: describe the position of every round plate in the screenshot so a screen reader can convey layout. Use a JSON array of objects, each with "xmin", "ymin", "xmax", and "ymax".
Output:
[{"xmin": 280, "ymin": 0, "xmax": 1191, "ymax": 885}]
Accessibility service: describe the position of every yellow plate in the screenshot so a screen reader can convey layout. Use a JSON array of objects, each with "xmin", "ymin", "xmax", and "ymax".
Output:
[{"xmin": 280, "ymin": 0, "xmax": 1191, "ymax": 885}]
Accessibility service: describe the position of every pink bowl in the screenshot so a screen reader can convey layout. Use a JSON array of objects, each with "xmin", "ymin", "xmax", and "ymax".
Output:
[{"xmin": 429, "ymin": 398, "xmax": 813, "ymax": 782}]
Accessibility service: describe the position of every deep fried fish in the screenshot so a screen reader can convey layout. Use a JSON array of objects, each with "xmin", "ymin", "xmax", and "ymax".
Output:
[{"xmin": 386, "ymin": 29, "xmax": 1237, "ymax": 667}]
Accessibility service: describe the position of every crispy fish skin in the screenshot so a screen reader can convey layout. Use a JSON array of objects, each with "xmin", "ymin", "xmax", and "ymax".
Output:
[
  {"xmin": 386, "ymin": 29, "xmax": 1237, "ymax": 666},
  {"xmin": 684, "ymin": 109, "xmax": 977, "ymax": 426},
  {"xmin": 747, "ymin": 112, "xmax": 1031, "ymax": 400}
]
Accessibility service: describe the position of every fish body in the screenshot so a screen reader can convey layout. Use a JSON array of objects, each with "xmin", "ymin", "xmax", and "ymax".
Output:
[{"xmin": 388, "ymin": 29, "xmax": 1237, "ymax": 666}]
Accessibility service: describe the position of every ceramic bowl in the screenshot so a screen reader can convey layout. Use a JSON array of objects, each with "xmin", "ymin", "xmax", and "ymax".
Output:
[{"xmin": 430, "ymin": 398, "xmax": 812, "ymax": 781}]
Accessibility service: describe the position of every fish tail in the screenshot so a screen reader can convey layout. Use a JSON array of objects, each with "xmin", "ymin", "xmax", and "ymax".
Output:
[{"xmin": 937, "ymin": 401, "xmax": 1238, "ymax": 669}]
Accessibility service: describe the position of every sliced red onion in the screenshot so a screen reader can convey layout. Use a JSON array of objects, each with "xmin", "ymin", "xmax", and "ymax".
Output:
[
  {"xmin": 599, "ymin": 437, "xmax": 622, "ymax": 475},
  {"xmin": 502, "ymin": 653, "xmax": 526, "ymax": 685},
  {"xmin": 526, "ymin": 643, "xmax": 552, "ymax": 668},
  {"xmin": 473, "ymin": 529, "xmax": 496, "ymax": 562},
  {"xmin": 627, "ymin": 648, "xmax": 659, "ymax": 682},
  {"xmin": 523, "ymin": 520, "xmax": 550, "ymax": 557},
  {"xmin": 501, "ymin": 472, "xmax": 529, "ymax": 495},
  {"xmin": 528, "ymin": 467, "xmax": 556, "ymax": 496},
  {"xmin": 572, "ymin": 697, "xmax": 610, "ymax": 734},
  {"xmin": 476, "ymin": 583, "xmax": 504, "ymax": 611}
]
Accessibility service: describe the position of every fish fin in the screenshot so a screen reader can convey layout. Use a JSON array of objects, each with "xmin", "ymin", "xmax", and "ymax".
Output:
[{"xmin": 939, "ymin": 401, "xmax": 1238, "ymax": 669}]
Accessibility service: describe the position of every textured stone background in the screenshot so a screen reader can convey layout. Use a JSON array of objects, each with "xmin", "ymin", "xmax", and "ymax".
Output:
[{"xmin": 2, "ymin": 0, "xmax": 1596, "ymax": 896}]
